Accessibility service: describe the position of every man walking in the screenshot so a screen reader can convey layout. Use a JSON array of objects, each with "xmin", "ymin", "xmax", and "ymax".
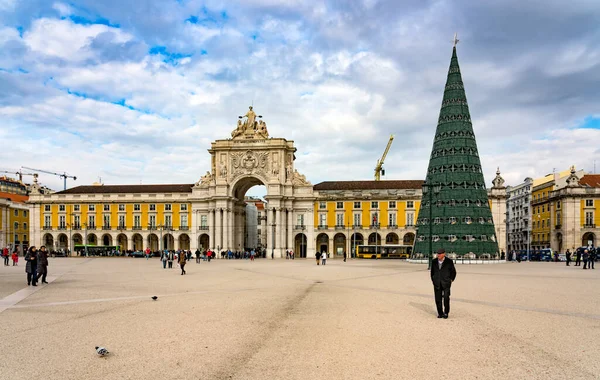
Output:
[
  {"xmin": 589, "ymin": 248, "xmax": 596, "ymax": 269},
  {"xmin": 582, "ymin": 249, "xmax": 589, "ymax": 269},
  {"xmin": 195, "ymin": 249, "xmax": 201, "ymax": 263},
  {"xmin": 161, "ymin": 250, "xmax": 168, "ymax": 269},
  {"xmin": 575, "ymin": 248, "xmax": 582, "ymax": 266},
  {"xmin": 2, "ymin": 247, "xmax": 9, "ymax": 266},
  {"xmin": 430, "ymin": 248, "xmax": 457, "ymax": 319},
  {"xmin": 566, "ymin": 249, "xmax": 571, "ymax": 266}
]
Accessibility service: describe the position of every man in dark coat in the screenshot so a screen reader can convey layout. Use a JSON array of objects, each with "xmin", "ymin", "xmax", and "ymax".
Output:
[
  {"xmin": 25, "ymin": 247, "xmax": 39, "ymax": 286},
  {"xmin": 37, "ymin": 246, "xmax": 49, "ymax": 284},
  {"xmin": 575, "ymin": 248, "xmax": 582, "ymax": 266},
  {"xmin": 566, "ymin": 249, "xmax": 571, "ymax": 266},
  {"xmin": 430, "ymin": 248, "xmax": 457, "ymax": 319}
]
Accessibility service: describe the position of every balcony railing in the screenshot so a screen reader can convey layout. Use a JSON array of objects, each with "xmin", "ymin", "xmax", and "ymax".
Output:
[
  {"xmin": 294, "ymin": 224, "xmax": 306, "ymax": 230},
  {"xmin": 133, "ymin": 226, "xmax": 142, "ymax": 230},
  {"xmin": 352, "ymin": 224, "xmax": 362, "ymax": 229},
  {"xmin": 118, "ymin": 225, "xmax": 126, "ymax": 230},
  {"xmin": 43, "ymin": 226, "xmax": 52, "ymax": 230},
  {"xmin": 179, "ymin": 226, "xmax": 189, "ymax": 231},
  {"xmin": 58, "ymin": 226, "xmax": 66, "ymax": 230},
  {"xmin": 102, "ymin": 226, "xmax": 111, "ymax": 230},
  {"xmin": 388, "ymin": 224, "xmax": 398, "ymax": 229},
  {"xmin": 317, "ymin": 224, "xmax": 328, "ymax": 230},
  {"xmin": 335, "ymin": 225, "xmax": 345, "ymax": 230},
  {"xmin": 87, "ymin": 225, "xmax": 96, "ymax": 230},
  {"xmin": 584, "ymin": 224, "xmax": 596, "ymax": 228},
  {"xmin": 198, "ymin": 226, "xmax": 209, "ymax": 230},
  {"xmin": 72, "ymin": 225, "xmax": 81, "ymax": 230},
  {"xmin": 370, "ymin": 224, "xmax": 381, "ymax": 229},
  {"xmin": 147, "ymin": 225, "xmax": 156, "ymax": 230}
]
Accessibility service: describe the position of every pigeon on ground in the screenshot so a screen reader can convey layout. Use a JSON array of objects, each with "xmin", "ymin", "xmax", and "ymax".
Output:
[
  {"xmin": 151, "ymin": 296, "xmax": 158, "ymax": 301},
  {"xmin": 95, "ymin": 346, "xmax": 109, "ymax": 356}
]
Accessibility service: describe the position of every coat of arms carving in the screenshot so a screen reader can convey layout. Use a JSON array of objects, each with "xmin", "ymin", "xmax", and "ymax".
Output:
[{"xmin": 231, "ymin": 150, "xmax": 269, "ymax": 178}]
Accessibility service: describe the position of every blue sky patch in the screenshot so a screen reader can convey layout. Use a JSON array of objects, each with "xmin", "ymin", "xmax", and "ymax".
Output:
[
  {"xmin": 66, "ymin": 15, "xmax": 119, "ymax": 28},
  {"xmin": 149, "ymin": 46, "xmax": 193, "ymax": 64},
  {"xmin": 578, "ymin": 116, "xmax": 600, "ymax": 129}
]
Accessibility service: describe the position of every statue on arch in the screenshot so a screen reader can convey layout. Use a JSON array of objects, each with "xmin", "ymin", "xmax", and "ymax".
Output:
[{"xmin": 241, "ymin": 106, "xmax": 256, "ymax": 129}]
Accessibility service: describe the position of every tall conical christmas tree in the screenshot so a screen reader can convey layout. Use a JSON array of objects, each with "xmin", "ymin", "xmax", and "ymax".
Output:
[{"xmin": 413, "ymin": 42, "xmax": 499, "ymax": 259}]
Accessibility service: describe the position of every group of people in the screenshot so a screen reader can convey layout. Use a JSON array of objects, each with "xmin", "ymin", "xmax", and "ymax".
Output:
[
  {"xmin": 158, "ymin": 250, "xmax": 189, "ymax": 275},
  {"xmin": 23, "ymin": 246, "xmax": 49, "ymax": 286},
  {"xmin": 2, "ymin": 247, "xmax": 19, "ymax": 266},
  {"xmin": 565, "ymin": 248, "xmax": 597, "ymax": 269}
]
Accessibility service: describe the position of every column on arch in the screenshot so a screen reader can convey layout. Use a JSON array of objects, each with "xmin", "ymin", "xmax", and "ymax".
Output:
[
  {"xmin": 216, "ymin": 208, "xmax": 222, "ymax": 251},
  {"xmin": 287, "ymin": 208, "xmax": 293, "ymax": 251},
  {"xmin": 275, "ymin": 207, "xmax": 281, "ymax": 253},
  {"xmin": 208, "ymin": 209, "xmax": 215, "ymax": 250},
  {"xmin": 223, "ymin": 207, "xmax": 230, "ymax": 252}
]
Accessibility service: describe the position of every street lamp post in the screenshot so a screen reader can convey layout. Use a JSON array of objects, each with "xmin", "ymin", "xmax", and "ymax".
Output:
[
  {"xmin": 83, "ymin": 222, "xmax": 88, "ymax": 257},
  {"xmin": 422, "ymin": 182, "xmax": 440, "ymax": 270}
]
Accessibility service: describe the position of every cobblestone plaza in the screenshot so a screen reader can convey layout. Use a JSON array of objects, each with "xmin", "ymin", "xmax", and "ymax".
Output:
[{"xmin": 1, "ymin": 258, "xmax": 598, "ymax": 380}]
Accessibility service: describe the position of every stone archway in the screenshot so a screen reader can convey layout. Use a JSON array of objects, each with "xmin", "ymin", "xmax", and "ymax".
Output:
[
  {"xmin": 43, "ymin": 233, "xmax": 54, "ymax": 249},
  {"xmin": 132, "ymin": 233, "xmax": 143, "ymax": 251},
  {"xmin": 334, "ymin": 233, "xmax": 346, "ymax": 256},
  {"xmin": 179, "ymin": 234, "xmax": 190, "ymax": 250},
  {"xmin": 582, "ymin": 232, "xmax": 595, "ymax": 247},
  {"xmin": 163, "ymin": 233, "xmax": 175, "ymax": 250},
  {"xmin": 350, "ymin": 233, "xmax": 364, "ymax": 257},
  {"xmin": 117, "ymin": 234, "xmax": 127, "ymax": 251},
  {"xmin": 148, "ymin": 233, "xmax": 158, "ymax": 251},
  {"xmin": 87, "ymin": 233, "xmax": 97, "ymax": 246},
  {"xmin": 58, "ymin": 233, "xmax": 68, "ymax": 250},
  {"xmin": 403, "ymin": 232, "xmax": 415, "ymax": 245},
  {"xmin": 316, "ymin": 233, "xmax": 329, "ymax": 254},
  {"xmin": 102, "ymin": 234, "xmax": 113, "ymax": 246},
  {"xmin": 199, "ymin": 234, "xmax": 210, "ymax": 250},
  {"xmin": 368, "ymin": 232, "xmax": 381, "ymax": 245},
  {"xmin": 73, "ymin": 233, "xmax": 83, "ymax": 247},
  {"xmin": 295, "ymin": 233, "xmax": 307, "ymax": 258},
  {"xmin": 386, "ymin": 232, "xmax": 399, "ymax": 245}
]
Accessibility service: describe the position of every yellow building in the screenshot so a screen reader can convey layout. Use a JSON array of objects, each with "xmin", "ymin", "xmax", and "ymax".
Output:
[
  {"xmin": 531, "ymin": 181, "xmax": 553, "ymax": 250},
  {"xmin": 0, "ymin": 176, "xmax": 30, "ymax": 252},
  {"xmin": 29, "ymin": 184, "xmax": 193, "ymax": 253}
]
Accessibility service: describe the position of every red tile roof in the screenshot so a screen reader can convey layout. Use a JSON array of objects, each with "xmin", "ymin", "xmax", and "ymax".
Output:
[
  {"xmin": 0, "ymin": 192, "xmax": 29, "ymax": 203},
  {"xmin": 56, "ymin": 184, "xmax": 194, "ymax": 194},
  {"xmin": 313, "ymin": 180, "xmax": 424, "ymax": 191},
  {"xmin": 579, "ymin": 175, "xmax": 600, "ymax": 188}
]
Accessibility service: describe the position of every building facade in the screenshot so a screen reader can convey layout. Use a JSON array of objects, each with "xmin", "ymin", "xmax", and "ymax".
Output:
[
  {"xmin": 0, "ymin": 176, "xmax": 30, "ymax": 252},
  {"xmin": 506, "ymin": 177, "xmax": 533, "ymax": 253}
]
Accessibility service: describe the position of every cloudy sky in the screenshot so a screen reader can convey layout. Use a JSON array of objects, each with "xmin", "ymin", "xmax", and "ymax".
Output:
[{"xmin": 1, "ymin": 0, "xmax": 599, "ymax": 195}]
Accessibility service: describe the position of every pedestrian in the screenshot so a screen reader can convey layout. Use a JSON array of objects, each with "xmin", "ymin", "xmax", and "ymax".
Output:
[
  {"xmin": 195, "ymin": 249, "xmax": 201, "ymax": 263},
  {"xmin": 11, "ymin": 251, "xmax": 18, "ymax": 266},
  {"xmin": 179, "ymin": 249, "xmax": 187, "ymax": 275},
  {"xmin": 291, "ymin": 250, "xmax": 294, "ymax": 260},
  {"xmin": 161, "ymin": 250, "xmax": 168, "ymax": 269},
  {"xmin": 37, "ymin": 246, "xmax": 49, "ymax": 284},
  {"xmin": 589, "ymin": 248, "xmax": 596, "ymax": 269},
  {"xmin": 315, "ymin": 251, "xmax": 321, "ymax": 265},
  {"xmin": 25, "ymin": 246, "xmax": 38, "ymax": 286},
  {"xmin": 430, "ymin": 248, "xmax": 457, "ymax": 319},
  {"xmin": 168, "ymin": 251, "xmax": 174, "ymax": 269},
  {"xmin": 250, "ymin": 249, "xmax": 255, "ymax": 261},
  {"xmin": 145, "ymin": 247, "xmax": 151, "ymax": 260},
  {"xmin": 343, "ymin": 251, "xmax": 347, "ymax": 262},
  {"xmin": 575, "ymin": 249, "xmax": 582, "ymax": 266},
  {"xmin": 582, "ymin": 249, "xmax": 589, "ymax": 269},
  {"xmin": 2, "ymin": 247, "xmax": 9, "ymax": 266},
  {"xmin": 286, "ymin": 250, "xmax": 289, "ymax": 260},
  {"xmin": 322, "ymin": 251, "xmax": 327, "ymax": 266},
  {"xmin": 566, "ymin": 249, "xmax": 571, "ymax": 266}
]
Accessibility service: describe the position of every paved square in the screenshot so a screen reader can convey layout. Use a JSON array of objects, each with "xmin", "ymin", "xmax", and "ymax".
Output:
[{"xmin": 0, "ymin": 258, "xmax": 599, "ymax": 380}]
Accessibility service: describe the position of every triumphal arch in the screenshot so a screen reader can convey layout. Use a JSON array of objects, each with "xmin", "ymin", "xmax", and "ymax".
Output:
[{"xmin": 191, "ymin": 107, "xmax": 316, "ymax": 258}]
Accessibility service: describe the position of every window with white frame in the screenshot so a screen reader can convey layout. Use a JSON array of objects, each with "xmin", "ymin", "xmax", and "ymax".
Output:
[
  {"xmin": 319, "ymin": 201, "xmax": 326, "ymax": 209},
  {"xmin": 134, "ymin": 215, "xmax": 141, "ymax": 228},
  {"xmin": 149, "ymin": 215, "xmax": 156, "ymax": 228},
  {"xmin": 585, "ymin": 211, "xmax": 594, "ymax": 226},
  {"xmin": 406, "ymin": 213, "xmax": 414, "ymax": 226},
  {"xmin": 118, "ymin": 204, "xmax": 125, "ymax": 212},
  {"xmin": 180, "ymin": 204, "xmax": 188, "ymax": 211},
  {"xmin": 371, "ymin": 201, "xmax": 379, "ymax": 209},
  {"xmin": 59, "ymin": 204, "xmax": 65, "ymax": 212},
  {"xmin": 165, "ymin": 215, "xmax": 172, "ymax": 227},
  {"xmin": 371, "ymin": 212, "xmax": 379, "ymax": 226},
  {"xmin": 201, "ymin": 215, "xmax": 207, "ymax": 227},
  {"xmin": 389, "ymin": 213, "xmax": 397, "ymax": 226},
  {"xmin": 353, "ymin": 213, "xmax": 361, "ymax": 227},
  {"xmin": 336, "ymin": 202, "xmax": 344, "ymax": 209},
  {"xmin": 406, "ymin": 201, "xmax": 414, "ymax": 208},
  {"xmin": 389, "ymin": 201, "xmax": 396, "ymax": 209},
  {"xmin": 118, "ymin": 215, "xmax": 125, "ymax": 228},
  {"xmin": 23, "ymin": 234, "xmax": 27, "ymax": 242},
  {"xmin": 319, "ymin": 213, "xmax": 327, "ymax": 227},
  {"xmin": 23, "ymin": 222, "xmax": 27, "ymax": 230},
  {"xmin": 165, "ymin": 204, "xmax": 172, "ymax": 211},
  {"xmin": 74, "ymin": 215, "xmax": 80, "ymax": 228},
  {"xmin": 134, "ymin": 204, "xmax": 140, "ymax": 211},
  {"xmin": 13, "ymin": 209, "xmax": 18, "ymax": 217},
  {"xmin": 586, "ymin": 199, "xmax": 594, "ymax": 207},
  {"xmin": 44, "ymin": 205, "xmax": 51, "ymax": 212},
  {"xmin": 181, "ymin": 214, "xmax": 188, "ymax": 227},
  {"xmin": 149, "ymin": 204, "xmax": 156, "ymax": 211},
  {"xmin": 336, "ymin": 213, "xmax": 344, "ymax": 226},
  {"xmin": 59, "ymin": 215, "xmax": 66, "ymax": 228},
  {"xmin": 103, "ymin": 215, "xmax": 110, "ymax": 227},
  {"xmin": 296, "ymin": 214, "xmax": 304, "ymax": 226},
  {"xmin": 103, "ymin": 204, "xmax": 110, "ymax": 212},
  {"xmin": 353, "ymin": 201, "xmax": 361, "ymax": 209},
  {"xmin": 89, "ymin": 204, "xmax": 95, "ymax": 212},
  {"xmin": 88, "ymin": 215, "xmax": 95, "ymax": 228},
  {"xmin": 14, "ymin": 222, "xmax": 19, "ymax": 230},
  {"xmin": 73, "ymin": 205, "xmax": 80, "ymax": 212},
  {"xmin": 44, "ymin": 215, "xmax": 51, "ymax": 228}
]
